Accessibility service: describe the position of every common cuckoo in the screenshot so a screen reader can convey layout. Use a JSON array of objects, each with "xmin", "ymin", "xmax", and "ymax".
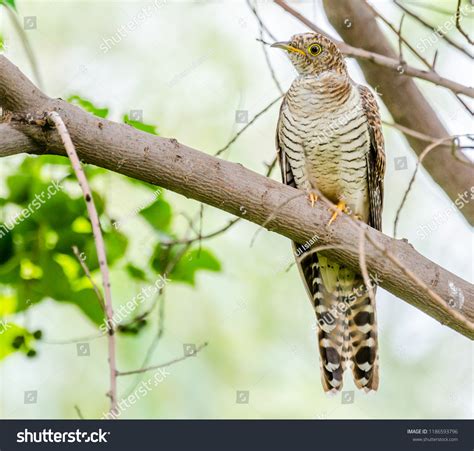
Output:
[{"xmin": 273, "ymin": 32, "xmax": 385, "ymax": 393}]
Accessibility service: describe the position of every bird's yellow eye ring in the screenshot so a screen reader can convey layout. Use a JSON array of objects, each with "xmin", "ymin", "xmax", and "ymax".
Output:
[{"xmin": 308, "ymin": 43, "xmax": 323, "ymax": 56}]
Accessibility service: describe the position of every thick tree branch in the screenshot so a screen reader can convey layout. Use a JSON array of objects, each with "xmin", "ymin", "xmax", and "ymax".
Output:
[
  {"xmin": 0, "ymin": 123, "xmax": 37, "ymax": 156},
  {"xmin": 0, "ymin": 55, "xmax": 473, "ymax": 339},
  {"xmin": 274, "ymin": 0, "xmax": 474, "ymax": 226}
]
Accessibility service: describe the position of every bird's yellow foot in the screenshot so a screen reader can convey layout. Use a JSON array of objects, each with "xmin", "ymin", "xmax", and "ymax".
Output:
[
  {"xmin": 328, "ymin": 201, "xmax": 347, "ymax": 226},
  {"xmin": 308, "ymin": 191, "xmax": 318, "ymax": 208}
]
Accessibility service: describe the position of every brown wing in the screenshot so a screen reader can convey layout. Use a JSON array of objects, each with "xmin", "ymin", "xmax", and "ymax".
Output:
[
  {"xmin": 275, "ymin": 98, "xmax": 297, "ymax": 189},
  {"xmin": 358, "ymin": 85, "xmax": 385, "ymax": 232}
]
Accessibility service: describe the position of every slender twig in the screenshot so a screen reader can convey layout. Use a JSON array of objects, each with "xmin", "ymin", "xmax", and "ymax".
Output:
[
  {"xmin": 3, "ymin": 5, "xmax": 43, "ymax": 90},
  {"xmin": 163, "ymin": 156, "xmax": 278, "ymax": 248},
  {"xmin": 393, "ymin": 0, "xmax": 472, "ymax": 57},
  {"xmin": 397, "ymin": 13, "xmax": 406, "ymax": 67},
  {"xmin": 74, "ymin": 405, "xmax": 85, "ymax": 419},
  {"xmin": 432, "ymin": 50, "xmax": 439, "ymax": 71},
  {"xmin": 214, "ymin": 95, "xmax": 283, "ymax": 156},
  {"xmin": 120, "ymin": 209, "xmax": 203, "ymax": 397},
  {"xmin": 393, "ymin": 137, "xmax": 454, "ymax": 238},
  {"xmin": 117, "ymin": 342, "xmax": 208, "ymax": 376},
  {"xmin": 403, "ymin": 3, "xmax": 459, "ymax": 16},
  {"xmin": 382, "ymin": 121, "xmax": 474, "ymax": 166},
  {"xmin": 72, "ymin": 245, "xmax": 105, "ymax": 311},
  {"xmin": 455, "ymin": 0, "xmax": 473, "ymax": 45},
  {"xmin": 163, "ymin": 217, "xmax": 240, "ymax": 246},
  {"xmin": 42, "ymin": 332, "xmax": 106, "ymax": 345},
  {"xmin": 246, "ymin": 0, "xmax": 284, "ymax": 94},
  {"xmin": 367, "ymin": 3, "xmax": 471, "ymax": 114},
  {"xmin": 197, "ymin": 203, "xmax": 204, "ymax": 255},
  {"xmin": 245, "ymin": 0, "xmax": 277, "ymax": 41},
  {"xmin": 455, "ymin": 94, "xmax": 474, "ymax": 116},
  {"xmin": 249, "ymin": 191, "xmax": 305, "ymax": 247},
  {"xmin": 273, "ymin": 0, "xmax": 474, "ymax": 98},
  {"xmin": 382, "ymin": 120, "xmax": 441, "ymax": 143},
  {"xmin": 47, "ymin": 112, "xmax": 118, "ymax": 416},
  {"xmin": 295, "ymin": 244, "xmax": 354, "ymax": 264}
]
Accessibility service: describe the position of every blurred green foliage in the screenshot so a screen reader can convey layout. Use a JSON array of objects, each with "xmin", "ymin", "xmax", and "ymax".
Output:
[
  {"xmin": 67, "ymin": 95, "xmax": 109, "ymax": 118},
  {"xmin": 0, "ymin": 95, "xmax": 221, "ymax": 361},
  {"xmin": 123, "ymin": 114, "xmax": 158, "ymax": 135},
  {"xmin": 0, "ymin": 0, "xmax": 16, "ymax": 11}
]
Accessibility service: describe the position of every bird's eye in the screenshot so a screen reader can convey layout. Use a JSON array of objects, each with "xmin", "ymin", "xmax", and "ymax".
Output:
[{"xmin": 308, "ymin": 43, "xmax": 323, "ymax": 56}]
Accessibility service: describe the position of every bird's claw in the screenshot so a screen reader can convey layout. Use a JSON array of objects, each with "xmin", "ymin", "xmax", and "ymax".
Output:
[
  {"xmin": 307, "ymin": 191, "xmax": 318, "ymax": 208},
  {"xmin": 327, "ymin": 201, "xmax": 347, "ymax": 226}
]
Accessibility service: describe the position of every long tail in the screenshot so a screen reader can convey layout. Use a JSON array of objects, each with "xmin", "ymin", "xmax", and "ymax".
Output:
[{"xmin": 294, "ymin": 244, "xmax": 379, "ymax": 392}]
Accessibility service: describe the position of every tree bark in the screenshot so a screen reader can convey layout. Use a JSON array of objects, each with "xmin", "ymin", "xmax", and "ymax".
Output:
[{"xmin": 0, "ymin": 55, "xmax": 473, "ymax": 339}]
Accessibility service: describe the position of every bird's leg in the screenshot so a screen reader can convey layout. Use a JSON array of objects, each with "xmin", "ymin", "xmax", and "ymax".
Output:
[
  {"xmin": 327, "ymin": 200, "xmax": 347, "ymax": 226},
  {"xmin": 308, "ymin": 190, "xmax": 319, "ymax": 208}
]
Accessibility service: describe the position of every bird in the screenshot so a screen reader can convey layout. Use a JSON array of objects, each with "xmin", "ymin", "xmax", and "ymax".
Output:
[{"xmin": 272, "ymin": 32, "xmax": 385, "ymax": 393}]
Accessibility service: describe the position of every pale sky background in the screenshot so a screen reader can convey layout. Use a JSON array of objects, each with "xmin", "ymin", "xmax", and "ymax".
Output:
[{"xmin": 0, "ymin": 0, "xmax": 472, "ymax": 419}]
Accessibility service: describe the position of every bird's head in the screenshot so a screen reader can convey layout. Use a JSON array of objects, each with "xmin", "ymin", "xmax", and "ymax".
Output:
[{"xmin": 271, "ymin": 32, "xmax": 346, "ymax": 76}]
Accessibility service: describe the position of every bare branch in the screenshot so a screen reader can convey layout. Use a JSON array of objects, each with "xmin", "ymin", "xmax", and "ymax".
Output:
[
  {"xmin": 117, "ymin": 342, "xmax": 208, "ymax": 376},
  {"xmin": 46, "ymin": 111, "xmax": 118, "ymax": 416},
  {"xmin": 215, "ymin": 95, "xmax": 282, "ymax": 156},
  {"xmin": 393, "ymin": 1, "xmax": 472, "ymax": 57},
  {"xmin": 246, "ymin": 0, "xmax": 284, "ymax": 94},
  {"xmin": 455, "ymin": 0, "xmax": 474, "ymax": 45},
  {"xmin": 72, "ymin": 245, "xmax": 105, "ymax": 311},
  {"xmin": 393, "ymin": 137, "xmax": 455, "ymax": 238}
]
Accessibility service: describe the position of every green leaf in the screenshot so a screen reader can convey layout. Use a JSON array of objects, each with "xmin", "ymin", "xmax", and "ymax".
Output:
[
  {"xmin": 37, "ymin": 255, "xmax": 71, "ymax": 299},
  {"xmin": 0, "ymin": 293, "xmax": 16, "ymax": 315},
  {"xmin": 0, "ymin": 323, "xmax": 34, "ymax": 361},
  {"xmin": 1, "ymin": 0, "xmax": 16, "ymax": 10},
  {"xmin": 0, "ymin": 227, "xmax": 14, "ymax": 265},
  {"xmin": 125, "ymin": 263, "xmax": 147, "ymax": 281},
  {"xmin": 84, "ymin": 229, "xmax": 128, "ymax": 271},
  {"xmin": 139, "ymin": 198, "xmax": 172, "ymax": 232},
  {"xmin": 0, "ymin": 33, "xmax": 7, "ymax": 52},
  {"xmin": 150, "ymin": 243, "xmax": 175, "ymax": 274},
  {"xmin": 68, "ymin": 288, "xmax": 105, "ymax": 325},
  {"xmin": 6, "ymin": 174, "xmax": 31, "ymax": 204},
  {"xmin": 67, "ymin": 95, "xmax": 109, "ymax": 118},
  {"xmin": 171, "ymin": 248, "xmax": 221, "ymax": 286},
  {"xmin": 123, "ymin": 114, "xmax": 158, "ymax": 135}
]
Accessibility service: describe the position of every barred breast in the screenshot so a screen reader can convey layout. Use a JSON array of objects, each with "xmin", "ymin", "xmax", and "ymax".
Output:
[{"xmin": 279, "ymin": 71, "xmax": 370, "ymax": 221}]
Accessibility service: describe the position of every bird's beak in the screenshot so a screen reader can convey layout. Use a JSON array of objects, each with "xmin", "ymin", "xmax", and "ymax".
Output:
[{"xmin": 271, "ymin": 41, "xmax": 306, "ymax": 56}]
